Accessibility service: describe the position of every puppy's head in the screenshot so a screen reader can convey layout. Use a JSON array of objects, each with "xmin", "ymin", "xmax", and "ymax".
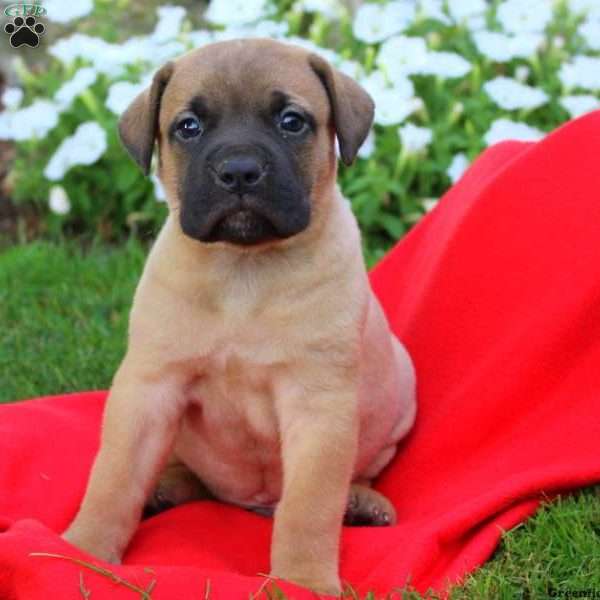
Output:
[{"xmin": 119, "ymin": 39, "xmax": 373, "ymax": 247}]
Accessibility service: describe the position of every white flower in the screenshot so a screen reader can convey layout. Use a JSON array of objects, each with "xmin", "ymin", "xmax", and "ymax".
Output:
[
  {"xmin": 560, "ymin": 95, "xmax": 600, "ymax": 118},
  {"xmin": 44, "ymin": 150, "xmax": 71, "ymax": 181},
  {"xmin": 44, "ymin": 0, "xmax": 93, "ymax": 23},
  {"xmin": 421, "ymin": 51, "xmax": 471, "ymax": 78},
  {"xmin": 44, "ymin": 121, "xmax": 108, "ymax": 181},
  {"xmin": 357, "ymin": 129, "xmax": 376, "ymax": 159},
  {"xmin": 472, "ymin": 30, "xmax": 543, "ymax": 62},
  {"xmin": 580, "ymin": 19, "xmax": 600, "ymax": 51},
  {"xmin": 497, "ymin": 0, "xmax": 553, "ymax": 34},
  {"xmin": 49, "ymin": 34, "xmax": 126, "ymax": 76},
  {"xmin": 377, "ymin": 35, "xmax": 469, "ymax": 80},
  {"xmin": 293, "ymin": 0, "xmax": 346, "ymax": 19},
  {"xmin": 553, "ymin": 35, "xmax": 565, "ymax": 49},
  {"xmin": 447, "ymin": 0, "xmax": 486, "ymax": 23},
  {"xmin": 450, "ymin": 101, "xmax": 464, "ymax": 121},
  {"xmin": 97, "ymin": 39, "xmax": 145, "ymax": 74},
  {"xmin": 465, "ymin": 15, "xmax": 487, "ymax": 31},
  {"xmin": 48, "ymin": 186, "xmax": 71, "ymax": 215},
  {"xmin": 447, "ymin": 153, "xmax": 469, "ymax": 183},
  {"xmin": 417, "ymin": 0, "xmax": 451, "ymax": 25},
  {"xmin": 283, "ymin": 37, "xmax": 339, "ymax": 64},
  {"xmin": 558, "ymin": 55, "xmax": 600, "ymax": 91},
  {"xmin": 353, "ymin": 1, "xmax": 416, "ymax": 44},
  {"xmin": 337, "ymin": 59, "xmax": 364, "ymax": 80},
  {"xmin": 515, "ymin": 65, "xmax": 530, "ymax": 82},
  {"xmin": 569, "ymin": 0, "xmax": 600, "ymax": 20},
  {"xmin": 378, "ymin": 35, "xmax": 470, "ymax": 80},
  {"xmin": 149, "ymin": 40, "xmax": 187, "ymax": 64},
  {"xmin": 0, "ymin": 100, "xmax": 60, "ymax": 141},
  {"xmin": 54, "ymin": 67, "xmax": 97, "ymax": 110},
  {"xmin": 187, "ymin": 30, "xmax": 215, "ymax": 48},
  {"xmin": 216, "ymin": 20, "xmax": 289, "ymax": 42},
  {"xmin": 2, "ymin": 87, "xmax": 23, "ymax": 110},
  {"xmin": 379, "ymin": 96, "xmax": 423, "ymax": 126},
  {"xmin": 151, "ymin": 6, "xmax": 186, "ymax": 43},
  {"xmin": 49, "ymin": 32, "xmax": 185, "ymax": 76},
  {"xmin": 422, "ymin": 198, "xmax": 438, "ymax": 212},
  {"xmin": 398, "ymin": 123, "xmax": 432, "ymax": 154},
  {"xmin": 15, "ymin": 100, "xmax": 60, "ymax": 140},
  {"xmin": 106, "ymin": 81, "xmax": 146, "ymax": 116},
  {"xmin": 377, "ymin": 35, "xmax": 428, "ymax": 81},
  {"xmin": 205, "ymin": 0, "xmax": 271, "ymax": 26},
  {"xmin": 66, "ymin": 122, "xmax": 108, "ymax": 165},
  {"xmin": 0, "ymin": 116, "xmax": 11, "ymax": 140},
  {"xmin": 247, "ymin": 19, "xmax": 289, "ymax": 38},
  {"xmin": 151, "ymin": 173, "xmax": 167, "ymax": 202},
  {"xmin": 483, "ymin": 118, "xmax": 544, "ymax": 146},
  {"xmin": 484, "ymin": 76, "xmax": 549, "ymax": 110},
  {"xmin": 361, "ymin": 71, "xmax": 421, "ymax": 126},
  {"xmin": 49, "ymin": 33, "xmax": 107, "ymax": 65},
  {"xmin": 0, "ymin": 113, "xmax": 16, "ymax": 139}
]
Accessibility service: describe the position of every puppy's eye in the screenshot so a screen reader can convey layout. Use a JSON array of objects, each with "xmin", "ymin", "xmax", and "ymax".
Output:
[
  {"xmin": 279, "ymin": 111, "xmax": 307, "ymax": 134},
  {"xmin": 176, "ymin": 117, "xmax": 203, "ymax": 140}
]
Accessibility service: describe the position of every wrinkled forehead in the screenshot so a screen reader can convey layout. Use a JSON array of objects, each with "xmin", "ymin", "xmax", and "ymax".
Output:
[{"xmin": 160, "ymin": 40, "xmax": 331, "ymax": 125}]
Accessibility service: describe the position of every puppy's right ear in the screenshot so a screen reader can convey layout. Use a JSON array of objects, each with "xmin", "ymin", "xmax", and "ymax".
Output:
[{"xmin": 118, "ymin": 62, "xmax": 175, "ymax": 175}]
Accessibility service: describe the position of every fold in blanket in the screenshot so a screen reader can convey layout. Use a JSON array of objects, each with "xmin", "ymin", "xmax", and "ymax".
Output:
[{"xmin": 2, "ymin": 111, "xmax": 600, "ymax": 599}]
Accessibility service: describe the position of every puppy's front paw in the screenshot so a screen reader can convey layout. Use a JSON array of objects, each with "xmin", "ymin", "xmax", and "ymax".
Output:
[
  {"xmin": 270, "ymin": 569, "xmax": 341, "ymax": 597},
  {"xmin": 62, "ymin": 526, "xmax": 123, "ymax": 564}
]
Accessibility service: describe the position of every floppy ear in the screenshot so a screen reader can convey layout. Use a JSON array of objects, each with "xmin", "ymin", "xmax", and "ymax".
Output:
[
  {"xmin": 308, "ymin": 54, "xmax": 374, "ymax": 166},
  {"xmin": 118, "ymin": 62, "xmax": 175, "ymax": 175}
]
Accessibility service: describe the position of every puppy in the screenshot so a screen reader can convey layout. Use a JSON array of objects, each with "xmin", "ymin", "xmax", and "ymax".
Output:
[{"xmin": 63, "ymin": 38, "xmax": 417, "ymax": 596}]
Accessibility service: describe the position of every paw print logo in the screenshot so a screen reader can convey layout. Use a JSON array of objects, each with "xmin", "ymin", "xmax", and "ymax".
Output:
[{"xmin": 4, "ymin": 15, "xmax": 45, "ymax": 48}]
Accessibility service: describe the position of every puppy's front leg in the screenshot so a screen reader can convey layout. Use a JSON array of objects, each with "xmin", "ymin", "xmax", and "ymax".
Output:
[
  {"xmin": 271, "ymin": 386, "xmax": 358, "ymax": 596},
  {"xmin": 63, "ymin": 358, "xmax": 186, "ymax": 562}
]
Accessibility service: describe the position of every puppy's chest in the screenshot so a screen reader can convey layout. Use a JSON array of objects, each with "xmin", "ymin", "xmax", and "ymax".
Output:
[
  {"xmin": 177, "ymin": 286, "xmax": 310, "ymax": 457},
  {"xmin": 185, "ymin": 340, "xmax": 282, "ymax": 453}
]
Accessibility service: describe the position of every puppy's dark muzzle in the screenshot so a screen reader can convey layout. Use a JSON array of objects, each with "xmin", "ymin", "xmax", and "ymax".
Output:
[
  {"xmin": 180, "ymin": 145, "xmax": 311, "ymax": 246},
  {"xmin": 211, "ymin": 155, "xmax": 267, "ymax": 194},
  {"xmin": 208, "ymin": 206, "xmax": 279, "ymax": 246}
]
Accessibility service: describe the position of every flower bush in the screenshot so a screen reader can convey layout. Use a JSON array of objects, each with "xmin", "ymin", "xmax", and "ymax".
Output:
[{"xmin": 1, "ymin": 0, "xmax": 599, "ymax": 264}]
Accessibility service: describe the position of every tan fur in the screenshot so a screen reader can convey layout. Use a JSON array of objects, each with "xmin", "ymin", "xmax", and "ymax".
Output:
[{"xmin": 63, "ymin": 39, "xmax": 416, "ymax": 596}]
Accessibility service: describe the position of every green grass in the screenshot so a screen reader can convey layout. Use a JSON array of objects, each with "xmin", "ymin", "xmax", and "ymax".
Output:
[
  {"xmin": 454, "ymin": 491, "xmax": 600, "ymax": 600},
  {"xmin": 1, "ymin": 240, "xmax": 600, "ymax": 599},
  {"xmin": 0, "ymin": 238, "xmax": 145, "ymax": 402}
]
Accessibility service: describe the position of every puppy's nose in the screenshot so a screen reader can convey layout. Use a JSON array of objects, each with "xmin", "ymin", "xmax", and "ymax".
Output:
[{"xmin": 213, "ymin": 156, "xmax": 266, "ymax": 192}]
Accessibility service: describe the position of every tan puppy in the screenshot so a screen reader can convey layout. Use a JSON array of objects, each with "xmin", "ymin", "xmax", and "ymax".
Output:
[{"xmin": 63, "ymin": 38, "xmax": 416, "ymax": 596}]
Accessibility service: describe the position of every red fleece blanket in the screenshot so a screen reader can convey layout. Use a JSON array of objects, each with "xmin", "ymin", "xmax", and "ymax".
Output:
[{"xmin": 2, "ymin": 111, "xmax": 600, "ymax": 600}]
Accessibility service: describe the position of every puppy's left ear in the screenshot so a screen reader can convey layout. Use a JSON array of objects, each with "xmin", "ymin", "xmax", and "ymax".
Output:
[
  {"xmin": 118, "ymin": 62, "xmax": 175, "ymax": 175},
  {"xmin": 309, "ymin": 54, "xmax": 374, "ymax": 166}
]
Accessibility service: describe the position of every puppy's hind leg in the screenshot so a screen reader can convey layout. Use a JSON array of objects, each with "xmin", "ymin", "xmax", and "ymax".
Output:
[
  {"xmin": 144, "ymin": 460, "xmax": 214, "ymax": 518},
  {"xmin": 344, "ymin": 483, "xmax": 397, "ymax": 527}
]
